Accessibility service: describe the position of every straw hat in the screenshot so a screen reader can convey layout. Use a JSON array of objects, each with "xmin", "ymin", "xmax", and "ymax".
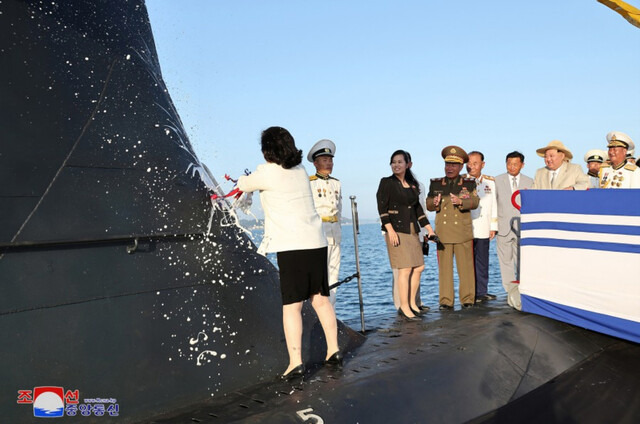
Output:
[{"xmin": 536, "ymin": 140, "xmax": 573, "ymax": 160}]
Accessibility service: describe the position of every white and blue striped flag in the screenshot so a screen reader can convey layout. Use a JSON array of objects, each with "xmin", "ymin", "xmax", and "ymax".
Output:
[{"xmin": 519, "ymin": 189, "xmax": 640, "ymax": 343}]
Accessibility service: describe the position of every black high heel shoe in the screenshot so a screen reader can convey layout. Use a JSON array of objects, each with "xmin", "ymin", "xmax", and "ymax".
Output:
[
  {"xmin": 325, "ymin": 351, "xmax": 343, "ymax": 368},
  {"xmin": 410, "ymin": 307, "xmax": 426, "ymax": 316},
  {"xmin": 397, "ymin": 308, "xmax": 420, "ymax": 321},
  {"xmin": 280, "ymin": 364, "xmax": 305, "ymax": 381}
]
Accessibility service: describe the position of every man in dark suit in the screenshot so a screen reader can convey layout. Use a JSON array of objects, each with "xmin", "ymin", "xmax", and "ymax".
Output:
[
  {"xmin": 426, "ymin": 146, "xmax": 479, "ymax": 310},
  {"xmin": 495, "ymin": 151, "xmax": 533, "ymax": 309}
]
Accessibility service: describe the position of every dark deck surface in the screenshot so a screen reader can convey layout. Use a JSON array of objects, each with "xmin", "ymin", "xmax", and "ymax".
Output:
[{"xmin": 149, "ymin": 298, "xmax": 640, "ymax": 423}]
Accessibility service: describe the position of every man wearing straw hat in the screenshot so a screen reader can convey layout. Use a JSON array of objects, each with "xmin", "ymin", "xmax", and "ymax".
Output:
[
  {"xmin": 532, "ymin": 140, "xmax": 589, "ymax": 190},
  {"xmin": 598, "ymin": 131, "xmax": 640, "ymax": 188}
]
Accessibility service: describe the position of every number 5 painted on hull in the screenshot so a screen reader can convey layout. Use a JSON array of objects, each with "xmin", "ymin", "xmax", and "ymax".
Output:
[{"xmin": 296, "ymin": 407, "xmax": 324, "ymax": 423}]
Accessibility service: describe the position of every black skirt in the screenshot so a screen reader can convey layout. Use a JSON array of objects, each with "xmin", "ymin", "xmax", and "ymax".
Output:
[{"xmin": 277, "ymin": 247, "xmax": 329, "ymax": 305}]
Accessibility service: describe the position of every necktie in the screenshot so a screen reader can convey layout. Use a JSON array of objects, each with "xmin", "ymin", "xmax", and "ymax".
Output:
[
  {"xmin": 512, "ymin": 176, "xmax": 517, "ymax": 190},
  {"xmin": 550, "ymin": 171, "xmax": 557, "ymax": 188}
]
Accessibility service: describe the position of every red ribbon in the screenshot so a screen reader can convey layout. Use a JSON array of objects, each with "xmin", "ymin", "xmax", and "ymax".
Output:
[{"xmin": 211, "ymin": 174, "xmax": 243, "ymax": 200}]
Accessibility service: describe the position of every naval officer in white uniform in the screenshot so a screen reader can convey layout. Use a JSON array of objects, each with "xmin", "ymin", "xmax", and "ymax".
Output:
[
  {"xmin": 308, "ymin": 139, "xmax": 342, "ymax": 306},
  {"xmin": 465, "ymin": 151, "xmax": 498, "ymax": 302},
  {"xmin": 598, "ymin": 131, "xmax": 640, "ymax": 188},
  {"xmin": 584, "ymin": 149, "xmax": 607, "ymax": 189}
]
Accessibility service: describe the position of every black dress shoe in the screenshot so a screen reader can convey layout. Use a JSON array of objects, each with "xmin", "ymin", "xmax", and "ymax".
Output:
[
  {"xmin": 280, "ymin": 364, "xmax": 305, "ymax": 381},
  {"xmin": 325, "ymin": 351, "xmax": 344, "ymax": 368},
  {"xmin": 438, "ymin": 304, "xmax": 453, "ymax": 311},
  {"xmin": 462, "ymin": 303, "xmax": 473, "ymax": 308},
  {"xmin": 476, "ymin": 294, "xmax": 494, "ymax": 302},
  {"xmin": 485, "ymin": 293, "xmax": 497, "ymax": 300},
  {"xmin": 397, "ymin": 308, "xmax": 420, "ymax": 321},
  {"xmin": 418, "ymin": 305, "xmax": 431, "ymax": 312}
]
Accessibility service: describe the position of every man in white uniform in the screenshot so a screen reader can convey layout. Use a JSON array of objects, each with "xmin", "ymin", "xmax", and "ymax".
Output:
[
  {"xmin": 307, "ymin": 139, "xmax": 342, "ymax": 306},
  {"xmin": 583, "ymin": 149, "xmax": 607, "ymax": 189},
  {"xmin": 598, "ymin": 131, "xmax": 640, "ymax": 188},
  {"xmin": 465, "ymin": 151, "xmax": 498, "ymax": 303}
]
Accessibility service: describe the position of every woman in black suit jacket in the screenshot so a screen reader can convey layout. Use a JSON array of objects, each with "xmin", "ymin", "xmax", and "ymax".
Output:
[{"xmin": 377, "ymin": 150, "xmax": 435, "ymax": 321}]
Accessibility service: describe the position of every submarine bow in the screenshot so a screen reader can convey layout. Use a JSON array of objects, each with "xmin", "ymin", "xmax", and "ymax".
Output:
[{"xmin": 0, "ymin": 1, "xmax": 363, "ymax": 422}]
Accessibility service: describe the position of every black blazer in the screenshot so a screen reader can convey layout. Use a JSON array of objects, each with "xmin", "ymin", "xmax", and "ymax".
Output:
[{"xmin": 376, "ymin": 176, "xmax": 429, "ymax": 233}]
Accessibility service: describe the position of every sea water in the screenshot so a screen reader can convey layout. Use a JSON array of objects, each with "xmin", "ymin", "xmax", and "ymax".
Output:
[{"xmin": 249, "ymin": 223, "xmax": 505, "ymax": 323}]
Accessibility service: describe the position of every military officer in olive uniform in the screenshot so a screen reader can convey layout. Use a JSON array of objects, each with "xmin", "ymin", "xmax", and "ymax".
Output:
[
  {"xmin": 598, "ymin": 131, "xmax": 640, "ymax": 188},
  {"xmin": 426, "ymin": 146, "xmax": 480, "ymax": 310},
  {"xmin": 308, "ymin": 139, "xmax": 342, "ymax": 306}
]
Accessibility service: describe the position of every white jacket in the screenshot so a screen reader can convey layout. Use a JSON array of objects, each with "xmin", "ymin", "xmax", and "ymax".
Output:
[
  {"xmin": 466, "ymin": 174, "xmax": 498, "ymax": 239},
  {"xmin": 237, "ymin": 163, "xmax": 327, "ymax": 254}
]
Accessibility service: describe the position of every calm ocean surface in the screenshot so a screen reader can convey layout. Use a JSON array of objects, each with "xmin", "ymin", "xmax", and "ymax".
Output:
[{"xmin": 249, "ymin": 222, "xmax": 504, "ymax": 323}]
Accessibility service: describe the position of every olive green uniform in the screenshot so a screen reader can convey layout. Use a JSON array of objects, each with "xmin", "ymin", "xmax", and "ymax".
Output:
[{"xmin": 426, "ymin": 176, "xmax": 480, "ymax": 307}]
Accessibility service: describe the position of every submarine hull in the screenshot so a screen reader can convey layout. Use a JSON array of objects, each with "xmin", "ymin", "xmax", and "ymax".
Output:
[{"xmin": 0, "ymin": 1, "xmax": 363, "ymax": 422}]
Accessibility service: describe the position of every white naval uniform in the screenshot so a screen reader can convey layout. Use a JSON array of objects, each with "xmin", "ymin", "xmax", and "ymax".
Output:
[
  {"xmin": 309, "ymin": 173, "xmax": 342, "ymax": 305},
  {"xmin": 466, "ymin": 174, "xmax": 498, "ymax": 238},
  {"xmin": 598, "ymin": 162, "xmax": 640, "ymax": 188}
]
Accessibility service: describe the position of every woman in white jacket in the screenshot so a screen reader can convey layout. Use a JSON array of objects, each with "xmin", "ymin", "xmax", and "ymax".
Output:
[{"xmin": 237, "ymin": 126, "xmax": 342, "ymax": 380}]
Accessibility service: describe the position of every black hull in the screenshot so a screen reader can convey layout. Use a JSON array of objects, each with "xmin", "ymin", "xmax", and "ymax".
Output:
[
  {"xmin": 1, "ymin": 1, "xmax": 363, "ymax": 422},
  {"xmin": 2, "ymin": 1, "xmax": 638, "ymax": 423},
  {"xmin": 151, "ymin": 303, "xmax": 640, "ymax": 423}
]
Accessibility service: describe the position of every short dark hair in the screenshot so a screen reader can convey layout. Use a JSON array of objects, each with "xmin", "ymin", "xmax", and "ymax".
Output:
[
  {"xmin": 260, "ymin": 126, "xmax": 302, "ymax": 169},
  {"xmin": 505, "ymin": 151, "xmax": 525, "ymax": 163},
  {"xmin": 468, "ymin": 151, "xmax": 484, "ymax": 161}
]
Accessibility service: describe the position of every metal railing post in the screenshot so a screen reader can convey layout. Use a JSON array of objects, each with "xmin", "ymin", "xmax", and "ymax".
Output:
[{"xmin": 350, "ymin": 195, "xmax": 365, "ymax": 333}]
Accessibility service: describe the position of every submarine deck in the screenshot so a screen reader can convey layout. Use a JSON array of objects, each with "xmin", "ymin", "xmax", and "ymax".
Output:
[{"xmin": 149, "ymin": 298, "xmax": 640, "ymax": 423}]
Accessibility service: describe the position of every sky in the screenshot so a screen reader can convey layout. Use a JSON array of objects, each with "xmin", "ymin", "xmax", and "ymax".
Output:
[{"xmin": 146, "ymin": 0, "xmax": 640, "ymax": 221}]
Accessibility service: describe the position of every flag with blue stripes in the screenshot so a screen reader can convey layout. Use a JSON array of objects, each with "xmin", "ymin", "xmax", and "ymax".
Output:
[{"xmin": 519, "ymin": 189, "xmax": 640, "ymax": 343}]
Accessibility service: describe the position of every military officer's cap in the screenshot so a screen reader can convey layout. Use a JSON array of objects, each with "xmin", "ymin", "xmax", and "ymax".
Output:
[
  {"xmin": 441, "ymin": 145, "xmax": 469, "ymax": 164},
  {"xmin": 626, "ymin": 148, "xmax": 635, "ymax": 161},
  {"xmin": 583, "ymin": 149, "xmax": 607, "ymax": 164},
  {"xmin": 307, "ymin": 139, "xmax": 336, "ymax": 162},
  {"xmin": 606, "ymin": 131, "xmax": 634, "ymax": 150},
  {"xmin": 536, "ymin": 140, "xmax": 573, "ymax": 160}
]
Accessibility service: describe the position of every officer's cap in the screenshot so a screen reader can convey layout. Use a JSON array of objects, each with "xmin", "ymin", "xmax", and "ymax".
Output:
[
  {"xmin": 606, "ymin": 131, "xmax": 634, "ymax": 150},
  {"xmin": 583, "ymin": 149, "xmax": 607, "ymax": 164},
  {"xmin": 441, "ymin": 145, "xmax": 468, "ymax": 164},
  {"xmin": 307, "ymin": 139, "xmax": 336, "ymax": 162}
]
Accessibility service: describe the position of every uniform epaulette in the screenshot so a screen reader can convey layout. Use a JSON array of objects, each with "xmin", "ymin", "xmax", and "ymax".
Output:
[
  {"xmin": 600, "ymin": 163, "xmax": 612, "ymax": 169},
  {"xmin": 309, "ymin": 175, "xmax": 318, "ymax": 181},
  {"xmin": 624, "ymin": 162, "xmax": 638, "ymax": 171},
  {"xmin": 482, "ymin": 175, "xmax": 495, "ymax": 181}
]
